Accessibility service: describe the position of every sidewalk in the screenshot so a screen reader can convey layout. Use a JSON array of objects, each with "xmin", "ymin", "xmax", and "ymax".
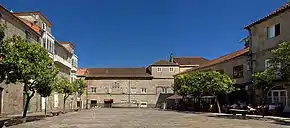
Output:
[{"xmin": 208, "ymin": 112, "xmax": 290, "ymax": 123}]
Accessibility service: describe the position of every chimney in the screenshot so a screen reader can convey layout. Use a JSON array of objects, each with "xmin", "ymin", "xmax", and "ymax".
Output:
[{"xmin": 169, "ymin": 52, "xmax": 174, "ymax": 62}]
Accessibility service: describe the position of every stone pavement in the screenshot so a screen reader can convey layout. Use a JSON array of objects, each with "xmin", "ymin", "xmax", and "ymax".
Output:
[{"xmin": 9, "ymin": 108, "xmax": 290, "ymax": 128}]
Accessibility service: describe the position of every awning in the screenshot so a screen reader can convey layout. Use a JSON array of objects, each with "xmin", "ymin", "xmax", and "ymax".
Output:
[{"xmin": 167, "ymin": 94, "xmax": 183, "ymax": 100}]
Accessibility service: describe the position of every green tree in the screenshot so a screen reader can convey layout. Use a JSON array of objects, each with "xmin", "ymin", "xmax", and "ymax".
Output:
[
  {"xmin": 72, "ymin": 79, "xmax": 86, "ymax": 96},
  {"xmin": 0, "ymin": 36, "xmax": 58, "ymax": 119},
  {"xmin": 269, "ymin": 42, "xmax": 290, "ymax": 82},
  {"xmin": 54, "ymin": 76, "xmax": 76, "ymax": 112},
  {"xmin": 201, "ymin": 71, "xmax": 235, "ymax": 113},
  {"xmin": 252, "ymin": 68, "xmax": 275, "ymax": 117},
  {"xmin": 174, "ymin": 71, "xmax": 234, "ymax": 113}
]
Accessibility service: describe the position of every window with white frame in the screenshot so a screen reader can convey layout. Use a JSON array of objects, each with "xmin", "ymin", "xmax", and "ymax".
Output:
[
  {"xmin": 265, "ymin": 59, "xmax": 270, "ymax": 69},
  {"xmin": 161, "ymin": 87, "xmax": 167, "ymax": 93},
  {"xmin": 268, "ymin": 89, "xmax": 287, "ymax": 105},
  {"xmin": 267, "ymin": 24, "xmax": 280, "ymax": 39},
  {"xmin": 141, "ymin": 88, "xmax": 147, "ymax": 94},
  {"xmin": 157, "ymin": 67, "xmax": 162, "ymax": 72},
  {"xmin": 169, "ymin": 67, "xmax": 174, "ymax": 72},
  {"xmin": 131, "ymin": 87, "xmax": 136, "ymax": 94},
  {"xmin": 91, "ymin": 87, "xmax": 97, "ymax": 93},
  {"xmin": 42, "ymin": 23, "xmax": 46, "ymax": 30}
]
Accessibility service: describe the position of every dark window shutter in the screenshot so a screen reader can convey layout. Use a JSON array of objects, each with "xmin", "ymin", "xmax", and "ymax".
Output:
[{"xmin": 275, "ymin": 24, "xmax": 280, "ymax": 36}]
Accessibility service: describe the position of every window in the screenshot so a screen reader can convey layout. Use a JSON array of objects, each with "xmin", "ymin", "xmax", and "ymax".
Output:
[
  {"xmin": 233, "ymin": 65, "xmax": 244, "ymax": 78},
  {"xmin": 265, "ymin": 59, "xmax": 270, "ymax": 69},
  {"xmin": 91, "ymin": 87, "xmax": 96, "ymax": 93},
  {"xmin": 216, "ymin": 69, "xmax": 224, "ymax": 74},
  {"xmin": 268, "ymin": 90, "xmax": 287, "ymax": 105},
  {"xmin": 42, "ymin": 23, "xmax": 46, "ymax": 30},
  {"xmin": 267, "ymin": 24, "xmax": 280, "ymax": 39},
  {"xmin": 131, "ymin": 87, "xmax": 136, "ymax": 94},
  {"xmin": 113, "ymin": 82, "xmax": 120, "ymax": 89},
  {"xmin": 169, "ymin": 67, "xmax": 174, "ymax": 72},
  {"xmin": 157, "ymin": 67, "xmax": 162, "ymax": 72},
  {"xmin": 161, "ymin": 87, "xmax": 167, "ymax": 93},
  {"xmin": 42, "ymin": 37, "xmax": 47, "ymax": 48},
  {"xmin": 141, "ymin": 88, "xmax": 147, "ymax": 94},
  {"xmin": 25, "ymin": 31, "xmax": 31, "ymax": 40}
]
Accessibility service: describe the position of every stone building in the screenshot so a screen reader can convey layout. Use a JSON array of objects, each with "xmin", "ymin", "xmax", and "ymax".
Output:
[
  {"xmin": 244, "ymin": 2, "xmax": 290, "ymax": 107},
  {"xmin": 0, "ymin": 5, "xmax": 78, "ymax": 114},
  {"xmin": 77, "ymin": 57, "xmax": 208, "ymax": 108},
  {"xmin": 178, "ymin": 47, "xmax": 251, "ymax": 103}
]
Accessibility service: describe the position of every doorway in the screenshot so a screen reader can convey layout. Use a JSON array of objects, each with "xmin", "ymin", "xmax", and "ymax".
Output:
[
  {"xmin": 104, "ymin": 99, "xmax": 113, "ymax": 108},
  {"xmin": 90, "ymin": 100, "xmax": 97, "ymax": 108}
]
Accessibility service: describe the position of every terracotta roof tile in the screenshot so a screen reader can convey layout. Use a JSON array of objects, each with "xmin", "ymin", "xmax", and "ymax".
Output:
[
  {"xmin": 151, "ymin": 60, "xmax": 179, "ymax": 66},
  {"xmin": 76, "ymin": 68, "xmax": 88, "ymax": 76},
  {"xmin": 244, "ymin": 2, "xmax": 290, "ymax": 29},
  {"xmin": 17, "ymin": 17, "xmax": 41, "ymax": 33},
  {"xmin": 177, "ymin": 47, "xmax": 249, "ymax": 75},
  {"xmin": 86, "ymin": 68, "xmax": 152, "ymax": 78},
  {"xmin": 0, "ymin": 5, "xmax": 40, "ymax": 36},
  {"xmin": 173, "ymin": 57, "xmax": 209, "ymax": 66}
]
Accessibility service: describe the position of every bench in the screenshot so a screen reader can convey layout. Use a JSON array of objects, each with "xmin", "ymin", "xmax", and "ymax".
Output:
[
  {"xmin": 229, "ymin": 109, "xmax": 248, "ymax": 118},
  {"xmin": 50, "ymin": 111, "xmax": 62, "ymax": 116}
]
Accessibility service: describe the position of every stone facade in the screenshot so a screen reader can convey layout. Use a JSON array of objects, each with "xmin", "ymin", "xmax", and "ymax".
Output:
[
  {"xmin": 0, "ymin": 5, "xmax": 78, "ymax": 115},
  {"xmin": 245, "ymin": 3, "xmax": 290, "ymax": 107}
]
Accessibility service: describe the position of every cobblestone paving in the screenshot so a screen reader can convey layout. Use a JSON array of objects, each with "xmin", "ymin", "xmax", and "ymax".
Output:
[{"xmin": 9, "ymin": 108, "xmax": 290, "ymax": 128}]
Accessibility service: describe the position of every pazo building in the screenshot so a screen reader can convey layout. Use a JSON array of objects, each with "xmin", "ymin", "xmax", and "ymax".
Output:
[{"xmin": 77, "ymin": 57, "xmax": 208, "ymax": 108}]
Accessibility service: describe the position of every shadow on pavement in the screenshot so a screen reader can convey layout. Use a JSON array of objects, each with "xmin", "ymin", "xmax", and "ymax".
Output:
[
  {"xmin": 207, "ymin": 114, "xmax": 290, "ymax": 126},
  {"xmin": 5, "ymin": 115, "xmax": 53, "ymax": 127}
]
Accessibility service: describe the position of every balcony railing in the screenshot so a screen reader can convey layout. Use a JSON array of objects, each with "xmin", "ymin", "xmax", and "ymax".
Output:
[
  {"xmin": 54, "ymin": 55, "xmax": 72, "ymax": 68},
  {"xmin": 71, "ymin": 66, "xmax": 77, "ymax": 71}
]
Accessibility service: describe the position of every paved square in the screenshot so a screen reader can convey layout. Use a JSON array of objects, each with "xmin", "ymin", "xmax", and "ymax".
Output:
[{"xmin": 10, "ymin": 108, "xmax": 290, "ymax": 128}]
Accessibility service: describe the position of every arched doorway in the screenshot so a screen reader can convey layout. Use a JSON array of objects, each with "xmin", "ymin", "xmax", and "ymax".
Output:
[{"xmin": 267, "ymin": 86, "xmax": 287, "ymax": 106}]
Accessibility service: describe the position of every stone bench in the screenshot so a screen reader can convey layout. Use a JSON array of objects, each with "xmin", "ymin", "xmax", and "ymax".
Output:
[{"xmin": 229, "ymin": 109, "xmax": 248, "ymax": 118}]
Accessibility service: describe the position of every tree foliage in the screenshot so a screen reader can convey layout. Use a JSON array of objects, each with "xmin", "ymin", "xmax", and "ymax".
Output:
[
  {"xmin": 0, "ymin": 36, "xmax": 58, "ymax": 118},
  {"xmin": 174, "ymin": 71, "xmax": 234, "ymax": 112},
  {"xmin": 269, "ymin": 42, "xmax": 290, "ymax": 81},
  {"xmin": 174, "ymin": 71, "xmax": 234, "ymax": 96},
  {"xmin": 252, "ymin": 68, "xmax": 275, "ymax": 91},
  {"xmin": 72, "ymin": 79, "xmax": 86, "ymax": 96},
  {"xmin": 53, "ymin": 76, "xmax": 76, "ymax": 111}
]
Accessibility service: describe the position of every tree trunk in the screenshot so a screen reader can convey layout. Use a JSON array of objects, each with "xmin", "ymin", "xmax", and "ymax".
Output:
[
  {"xmin": 216, "ymin": 97, "xmax": 221, "ymax": 113},
  {"xmin": 44, "ymin": 97, "xmax": 47, "ymax": 118},
  {"xmin": 22, "ymin": 88, "xmax": 35, "ymax": 121},
  {"xmin": 63, "ymin": 94, "xmax": 69, "ymax": 113}
]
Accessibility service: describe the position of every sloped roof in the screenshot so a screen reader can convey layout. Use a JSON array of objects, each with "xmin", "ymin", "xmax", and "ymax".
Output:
[
  {"xmin": 244, "ymin": 2, "xmax": 290, "ymax": 29},
  {"xmin": 173, "ymin": 57, "xmax": 209, "ymax": 66},
  {"xmin": 151, "ymin": 60, "xmax": 179, "ymax": 66},
  {"xmin": 86, "ymin": 68, "xmax": 152, "ymax": 78},
  {"xmin": 0, "ymin": 5, "xmax": 40, "ymax": 36},
  {"xmin": 177, "ymin": 47, "xmax": 249, "ymax": 75},
  {"xmin": 18, "ymin": 17, "xmax": 41, "ymax": 34},
  {"xmin": 59, "ymin": 42, "xmax": 75, "ymax": 49},
  {"xmin": 13, "ymin": 11, "xmax": 53, "ymax": 27},
  {"xmin": 76, "ymin": 68, "xmax": 88, "ymax": 76}
]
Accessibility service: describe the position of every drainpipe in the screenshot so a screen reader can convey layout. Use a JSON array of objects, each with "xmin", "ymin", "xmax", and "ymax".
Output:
[{"xmin": 247, "ymin": 28, "xmax": 254, "ymax": 104}]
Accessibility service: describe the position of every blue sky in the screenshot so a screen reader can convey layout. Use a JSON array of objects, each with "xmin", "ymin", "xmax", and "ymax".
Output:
[{"xmin": 1, "ymin": 0, "xmax": 288, "ymax": 68}]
